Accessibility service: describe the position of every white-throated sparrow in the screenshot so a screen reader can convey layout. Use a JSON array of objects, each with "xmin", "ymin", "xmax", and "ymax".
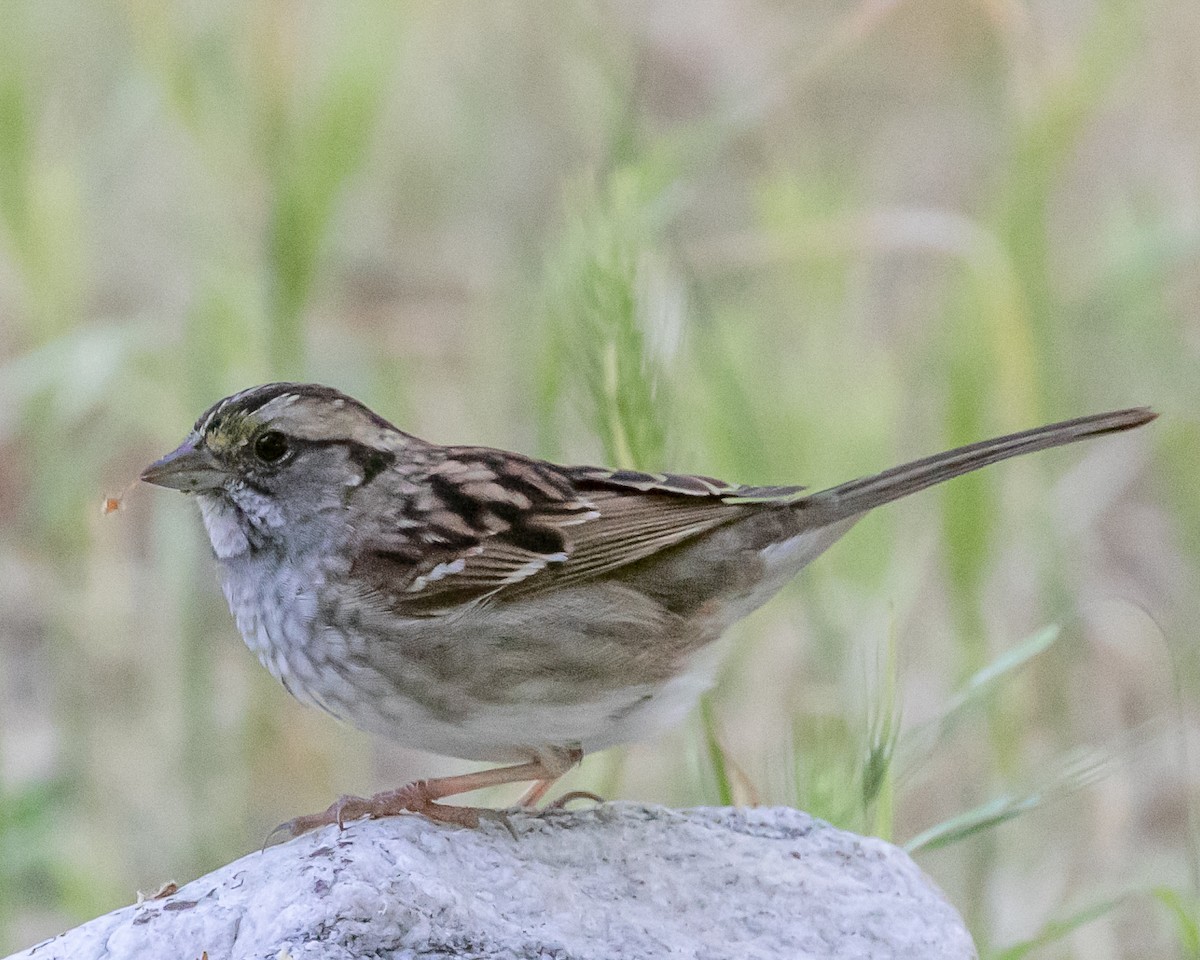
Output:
[{"xmin": 141, "ymin": 383, "xmax": 1155, "ymax": 831}]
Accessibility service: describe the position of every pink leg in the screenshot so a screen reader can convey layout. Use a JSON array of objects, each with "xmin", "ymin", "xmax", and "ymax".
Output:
[
  {"xmin": 516, "ymin": 778, "xmax": 556, "ymax": 808},
  {"xmin": 278, "ymin": 748, "xmax": 583, "ymax": 836}
]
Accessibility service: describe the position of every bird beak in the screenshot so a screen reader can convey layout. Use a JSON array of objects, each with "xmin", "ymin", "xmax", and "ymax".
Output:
[{"xmin": 140, "ymin": 438, "xmax": 226, "ymax": 492}]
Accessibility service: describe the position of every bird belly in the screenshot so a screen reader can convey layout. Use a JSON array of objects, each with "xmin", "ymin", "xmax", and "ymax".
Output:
[
  {"xmin": 214, "ymin": 524, "xmax": 840, "ymax": 765},
  {"xmin": 301, "ymin": 636, "xmax": 731, "ymax": 763},
  {"xmin": 313, "ymin": 588, "xmax": 721, "ymax": 762},
  {"xmin": 221, "ymin": 572, "xmax": 724, "ymax": 762}
]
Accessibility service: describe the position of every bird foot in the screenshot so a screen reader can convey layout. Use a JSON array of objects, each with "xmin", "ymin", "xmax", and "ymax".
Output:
[{"xmin": 267, "ymin": 781, "xmax": 489, "ymax": 843}]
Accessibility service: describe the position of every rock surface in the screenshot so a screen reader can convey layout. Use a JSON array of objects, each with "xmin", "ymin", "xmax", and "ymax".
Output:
[{"xmin": 9, "ymin": 804, "xmax": 975, "ymax": 960}]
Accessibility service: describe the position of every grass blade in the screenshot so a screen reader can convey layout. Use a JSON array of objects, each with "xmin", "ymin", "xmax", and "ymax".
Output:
[{"xmin": 989, "ymin": 897, "xmax": 1126, "ymax": 960}]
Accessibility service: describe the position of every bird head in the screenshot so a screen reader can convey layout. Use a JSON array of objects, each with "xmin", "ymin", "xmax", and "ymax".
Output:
[{"xmin": 142, "ymin": 383, "xmax": 406, "ymax": 557}]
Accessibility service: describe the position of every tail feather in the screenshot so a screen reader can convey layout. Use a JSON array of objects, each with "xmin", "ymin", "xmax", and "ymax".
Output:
[{"xmin": 797, "ymin": 407, "xmax": 1156, "ymax": 524}]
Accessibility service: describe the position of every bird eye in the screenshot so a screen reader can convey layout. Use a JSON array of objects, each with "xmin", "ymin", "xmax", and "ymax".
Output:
[{"xmin": 254, "ymin": 430, "xmax": 290, "ymax": 464}]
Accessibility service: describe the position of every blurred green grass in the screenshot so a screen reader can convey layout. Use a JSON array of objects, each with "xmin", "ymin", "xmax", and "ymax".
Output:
[{"xmin": 0, "ymin": 1, "xmax": 1197, "ymax": 956}]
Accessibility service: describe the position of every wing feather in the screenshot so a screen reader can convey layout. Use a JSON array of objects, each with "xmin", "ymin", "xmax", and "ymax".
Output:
[{"xmin": 350, "ymin": 454, "xmax": 797, "ymax": 617}]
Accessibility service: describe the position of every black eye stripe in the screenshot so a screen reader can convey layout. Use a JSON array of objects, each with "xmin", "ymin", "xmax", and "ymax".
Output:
[
  {"xmin": 242, "ymin": 436, "xmax": 397, "ymax": 484},
  {"xmin": 345, "ymin": 446, "xmax": 395, "ymax": 487}
]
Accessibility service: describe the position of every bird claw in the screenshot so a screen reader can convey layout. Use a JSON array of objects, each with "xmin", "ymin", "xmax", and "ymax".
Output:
[
  {"xmin": 263, "ymin": 782, "xmax": 489, "ymax": 846},
  {"xmin": 480, "ymin": 807, "xmax": 520, "ymax": 841},
  {"xmin": 262, "ymin": 793, "xmax": 368, "ymax": 848},
  {"xmin": 544, "ymin": 790, "xmax": 605, "ymax": 811}
]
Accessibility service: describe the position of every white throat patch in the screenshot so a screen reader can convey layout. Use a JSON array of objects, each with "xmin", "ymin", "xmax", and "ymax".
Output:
[{"xmin": 197, "ymin": 494, "xmax": 251, "ymax": 559}]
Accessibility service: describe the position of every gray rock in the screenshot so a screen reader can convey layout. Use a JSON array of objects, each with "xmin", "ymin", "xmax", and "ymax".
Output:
[{"xmin": 8, "ymin": 804, "xmax": 975, "ymax": 960}]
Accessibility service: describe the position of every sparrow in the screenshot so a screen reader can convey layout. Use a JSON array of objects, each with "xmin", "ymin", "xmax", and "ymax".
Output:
[{"xmin": 140, "ymin": 383, "xmax": 1155, "ymax": 831}]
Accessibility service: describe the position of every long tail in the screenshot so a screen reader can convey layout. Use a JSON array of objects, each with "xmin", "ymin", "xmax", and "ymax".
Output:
[{"xmin": 797, "ymin": 407, "xmax": 1156, "ymax": 524}]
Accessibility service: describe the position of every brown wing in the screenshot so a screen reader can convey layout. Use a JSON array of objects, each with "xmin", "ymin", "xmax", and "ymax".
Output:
[
  {"xmin": 349, "ymin": 449, "xmax": 803, "ymax": 617},
  {"xmin": 523, "ymin": 467, "xmax": 804, "ymax": 594}
]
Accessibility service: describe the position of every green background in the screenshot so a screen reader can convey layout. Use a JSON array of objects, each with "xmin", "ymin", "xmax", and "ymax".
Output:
[{"xmin": 1, "ymin": 1, "xmax": 1197, "ymax": 956}]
